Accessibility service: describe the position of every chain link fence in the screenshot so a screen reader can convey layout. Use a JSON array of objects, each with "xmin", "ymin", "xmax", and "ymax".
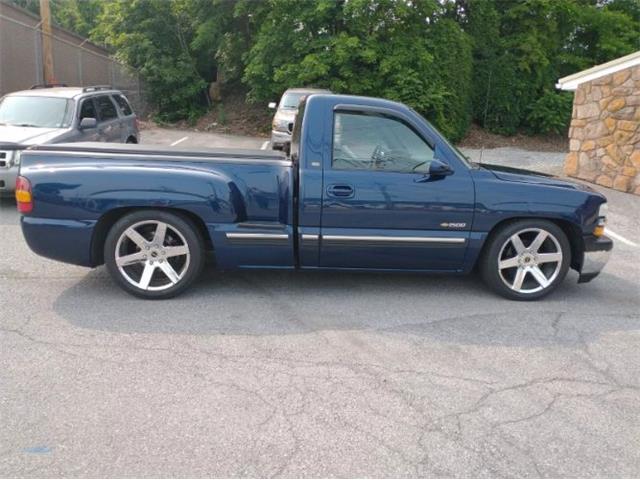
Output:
[{"xmin": 0, "ymin": 1, "xmax": 148, "ymax": 115}]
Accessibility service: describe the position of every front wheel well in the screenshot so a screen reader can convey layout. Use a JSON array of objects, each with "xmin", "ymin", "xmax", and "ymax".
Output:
[
  {"xmin": 90, "ymin": 207, "xmax": 213, "ymax": 266},
  {"xmin": 478, "ymin": 217, "xmax": 584, "ymax": 271}
]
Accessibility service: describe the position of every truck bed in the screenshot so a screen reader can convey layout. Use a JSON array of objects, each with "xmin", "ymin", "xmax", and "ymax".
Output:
[
  {"xmin": 28, "ymin": 142, "xmax": 289, "ymax": 165},
  {"xmin": 20, "ymin": 141, "xmax": 295, "ymax": 268}
]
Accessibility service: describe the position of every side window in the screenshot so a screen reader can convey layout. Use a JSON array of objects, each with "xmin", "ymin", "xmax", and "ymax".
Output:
[
  {"xmin": 332, "ymin": 112, "xmax": 435, "ymax": 173},
  {"xmin": 113, "ymin": 94, "xmax": 133, "ymax": 116},
  {"xmin": 95, "ymin": 95, "xmax": 118, "ymax": 121},
  {"xmin": 79, "ymin": 98, "xmax": 96, "ymax": 121}
]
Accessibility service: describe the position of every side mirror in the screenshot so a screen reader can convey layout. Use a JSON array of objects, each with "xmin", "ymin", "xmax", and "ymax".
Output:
[
  {"xmin": 268, "ymin": 102, "xmax": 277, "ymax": 109},
  {"xmin": 428, "ymin": 159, "xmax": 453, "ymax": 177},
  {"xmin": 79, "ymin": 117, "xmax": 97, "ymax": 130}
]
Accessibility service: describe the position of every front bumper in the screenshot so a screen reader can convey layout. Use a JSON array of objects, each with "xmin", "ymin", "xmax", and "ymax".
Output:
[
  {"xmin": 270, "ymin": 129, "xmax": 291, "ymax": 148},
  {"xmin": 578, "ymin": 234, "xmax": 613, "ymax": 283},
  {"xmin": 0, "ymin": 165, "xmax": 18, "ymax": 194}
]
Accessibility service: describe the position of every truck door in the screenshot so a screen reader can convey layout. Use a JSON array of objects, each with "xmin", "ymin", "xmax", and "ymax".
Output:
[{"xmin": 319, "ymin": 108, "xmax": 474, "ymax": 271}]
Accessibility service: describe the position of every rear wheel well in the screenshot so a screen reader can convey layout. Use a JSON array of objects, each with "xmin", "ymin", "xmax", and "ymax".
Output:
[
  {"xmin": 478, "ymin": 217, "xmax": 584, "ymax": 271},
  {"xmin": 90, "ymin": 207, "xmax": 213, "ymax": 266}
]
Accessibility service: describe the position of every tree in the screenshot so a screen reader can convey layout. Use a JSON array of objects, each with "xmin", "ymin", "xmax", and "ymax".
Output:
[
  {"xmin": 462, "ymin": 0, "xmax": 640, "ymax": 135},
  {"xmin": 243, "ymin": 0, "xmax": 473, "ymax": 141},
  {"xmin": 12, "ymin": 0, "xmax": 636, "ymax": 135},
  {"xmin": 92, "ymin": 0, "xmax": 209, "ymax": 122}
]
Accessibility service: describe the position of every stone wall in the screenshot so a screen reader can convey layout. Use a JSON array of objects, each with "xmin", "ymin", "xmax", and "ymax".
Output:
[{"xmin": 564, "ymin": 65, "xmax": 640, "ymax": 195}]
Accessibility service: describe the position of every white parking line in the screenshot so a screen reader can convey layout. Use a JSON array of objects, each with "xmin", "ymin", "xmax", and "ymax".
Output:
[
  {"xmin": 170, "ymin": 136, "xmax": 189, "ymax": 147},
  {"xmin": 261, "ymin": 141, "xmax": 270, "ymax": 150},
  {"xmin": 606, "ymin": 228, "xmax": 638, "ymax": 248}
]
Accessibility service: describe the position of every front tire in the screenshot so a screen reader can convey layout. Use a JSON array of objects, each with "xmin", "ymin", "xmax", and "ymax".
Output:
[
  {"xmin": 480, "ymin": 220, "xmax": 571, "ymax": 301},
  {"xmin": 104, "ymin": 210, "xmax": 204, "ymax": 299}
]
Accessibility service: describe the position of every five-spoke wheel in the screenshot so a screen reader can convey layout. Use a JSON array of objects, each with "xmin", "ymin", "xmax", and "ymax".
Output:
[
  {"xmin": 104, "ymin": 211, "xmax": 204, "ymax": 299},
  {"xmin": 480, "ymin": 220, "xmax": 570, "ymax": 300}
]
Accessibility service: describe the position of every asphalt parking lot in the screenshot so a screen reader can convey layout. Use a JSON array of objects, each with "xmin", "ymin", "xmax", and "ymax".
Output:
[{"xmin": 1, "ymin": 131, "xmax": 639, "ymax": 477}]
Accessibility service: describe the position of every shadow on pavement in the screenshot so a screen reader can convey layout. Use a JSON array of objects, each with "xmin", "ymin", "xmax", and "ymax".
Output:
[{"xmin": 53, "ymin": 267, "xmax": 639, "ymax": 346}]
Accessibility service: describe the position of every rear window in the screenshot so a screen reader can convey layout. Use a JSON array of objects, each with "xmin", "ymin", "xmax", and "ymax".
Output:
[
  {"xmin": 0, "ymin": 96, "xmax": 72, "ymax": 128},
  {"xmin": 113, "ymin": 94, "xmax": 133, "ymax": 116},
  {"xmin": 95, "ymin": 95, "xmax": 118, "ymax": 121}
]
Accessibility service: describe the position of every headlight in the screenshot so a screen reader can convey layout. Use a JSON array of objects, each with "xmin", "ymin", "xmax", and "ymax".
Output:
[{"xmin": 594, "ymin": 202, "xmax": 607, "ymax": 237}]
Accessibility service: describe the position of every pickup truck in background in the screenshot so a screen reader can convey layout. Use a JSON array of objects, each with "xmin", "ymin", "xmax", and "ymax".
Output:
[
  {"xmin": 268, "ymin": 87, "xmax": 331, "ymax": 150},
  {"xmin": 15, "ymin": 94, "xmax": 612, "ymax": 300}
]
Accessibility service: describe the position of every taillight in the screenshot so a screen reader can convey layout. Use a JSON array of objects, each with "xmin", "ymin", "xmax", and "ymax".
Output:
[{"xmin": 15, "ymin": 176, "xmax": 33, "ymax": 213}]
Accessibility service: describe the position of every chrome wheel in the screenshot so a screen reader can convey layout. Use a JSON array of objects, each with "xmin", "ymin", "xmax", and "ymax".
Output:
[
  {"xmin": 115, "ymin": 220, "xmax": 190, "ymax": 291},
  {"xmin": 497, "ymin": 228, "xmax": 563, "ymax": 294}
]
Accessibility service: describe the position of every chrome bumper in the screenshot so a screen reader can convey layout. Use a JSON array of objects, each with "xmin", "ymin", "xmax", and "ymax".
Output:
[{"xmin": 578, "ymin": 235, "xmax": 613, "ymax": 283}]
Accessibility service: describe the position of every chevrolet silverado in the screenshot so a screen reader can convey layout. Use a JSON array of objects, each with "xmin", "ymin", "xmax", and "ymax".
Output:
[{"xmin": 15, "ymin": 94, "xmax": 612, "ymax": 300}]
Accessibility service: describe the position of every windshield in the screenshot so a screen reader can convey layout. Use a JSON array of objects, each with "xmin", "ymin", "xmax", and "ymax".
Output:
[
  {"xmin": 279, "ymin": 92, "xmax": 307, "ymax": 110},
  {"xmin": 0, "ymin": 96, "xmax": 72, "ymax": 128},
  {"xmin": 410, "ymin": 108, "xmax": 475, "ymax": 168}
]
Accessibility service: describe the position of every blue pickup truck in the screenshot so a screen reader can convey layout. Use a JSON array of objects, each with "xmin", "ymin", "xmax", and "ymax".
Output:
[{"xmin": 15, "ymin": 94, "xmax": 612, "ymax": 300}]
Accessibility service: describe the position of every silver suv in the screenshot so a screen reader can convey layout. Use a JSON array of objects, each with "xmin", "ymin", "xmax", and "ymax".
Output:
[
  {"xmin": 0, "ymin": 84, "xmax": 139, "ymax": 194},
  {"xmin": 269, "ymin": 88, "xmax": 331, "ymax": 150}
]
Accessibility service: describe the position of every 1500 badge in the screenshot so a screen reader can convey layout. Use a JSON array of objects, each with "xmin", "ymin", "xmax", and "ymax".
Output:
[{"xmin": 441, "ymin": 222, "xmax": 467, "ymax": 228}]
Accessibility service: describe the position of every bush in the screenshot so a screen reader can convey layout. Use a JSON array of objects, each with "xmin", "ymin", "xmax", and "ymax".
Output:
[{"xmin": 526, "ymin": 90, "xmax": 574, "ymax": 135}]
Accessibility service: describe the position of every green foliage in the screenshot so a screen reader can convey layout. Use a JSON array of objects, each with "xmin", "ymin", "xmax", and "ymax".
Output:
[
  {"xmin": 92, "ymin": 0, "xmax": 208, "ymax": 122},
  {"xmin": 464, "ymin": 0, "xmax": 640, "ymax": 135},
  {"xmin": 8, "ymin": 0, "xmax": 102, "ymax": 37},
  {"xmin": 243, "ymin": 0, "xmax": 472, "ymax": 141},
  {"xmin": 14, "ymin": 0, "xmax": 637, "ymax": 135},
  {"xmin": 425, "ymin": 18, "xmax": 473, "ymax": 140},
  {"xmin": 526, "ymin": 90, "xmax": 574, "ymax": 135}
]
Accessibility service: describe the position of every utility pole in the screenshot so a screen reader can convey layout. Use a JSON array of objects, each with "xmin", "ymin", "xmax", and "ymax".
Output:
[{"xmin": 39, "ymin": 0, "xmax": 55, "ymax": 84}]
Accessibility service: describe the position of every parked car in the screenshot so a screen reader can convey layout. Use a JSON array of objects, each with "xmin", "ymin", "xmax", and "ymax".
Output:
[
  {"xmin": 269, "ymin": 87, "xmax": 331, "ymax": 150},
  {"xmin": 0, "ymin": 84, "xmax": 139, "ymax": 194},
  {"xmin": 16, "ymin": 94, "xmax": 612, "ymax": 301}
]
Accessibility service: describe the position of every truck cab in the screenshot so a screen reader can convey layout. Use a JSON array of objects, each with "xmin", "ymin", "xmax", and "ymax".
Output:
[{"xmin": 293, "ymin": 94, "xmax": 474, "ymax": 271}]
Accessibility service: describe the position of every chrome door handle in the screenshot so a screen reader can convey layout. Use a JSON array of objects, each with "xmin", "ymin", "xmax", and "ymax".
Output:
[{"xmin": 327, "ymin": 184, "xmax": 355, "ymax": 198}]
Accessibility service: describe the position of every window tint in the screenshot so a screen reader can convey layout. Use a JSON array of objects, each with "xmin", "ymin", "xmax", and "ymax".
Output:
[
  {"xmin": 95, "ymin": 95, "xmax": 118, "ymax": 121},
  {"xmin": 113, "ymin": 94, "xmax": 133, "ymax": 116},
  {"xmin": 332, "ymin": 112, "xmax": 435, "ymax": 173},
  {"xmin": 79, "ymin": 99, "xmax": 96, "ymax": 121}
]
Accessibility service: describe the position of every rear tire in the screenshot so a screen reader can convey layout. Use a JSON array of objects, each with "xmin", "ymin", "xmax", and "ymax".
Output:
[
  {"xmin": 104, "ymin": 210, "xmax": 204, "ymax": 299},
  {"xmin": 480, "ymin": 219, "xmax": 571, "ymax": 301}
]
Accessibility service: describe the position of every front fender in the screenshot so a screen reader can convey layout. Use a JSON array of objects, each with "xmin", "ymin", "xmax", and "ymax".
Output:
[{"xmin": 462, "ymin": 170, "xmax": 605, "ymax": 272}]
